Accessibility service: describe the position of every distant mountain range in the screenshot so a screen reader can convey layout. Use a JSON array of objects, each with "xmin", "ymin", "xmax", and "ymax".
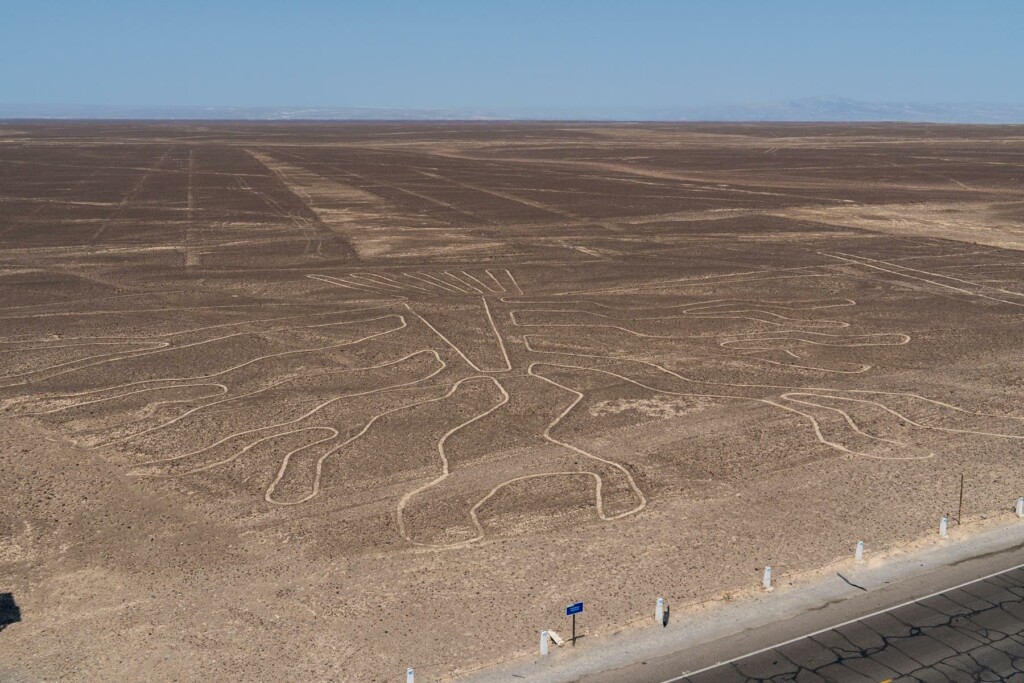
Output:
[{"xmin": 3, "ymin": 97, "xmax": 1024, "ymax": 123}]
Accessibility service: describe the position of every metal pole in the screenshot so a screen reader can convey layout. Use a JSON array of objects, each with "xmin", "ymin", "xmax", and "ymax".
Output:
[
  {"xmin": 855, "ymin": 540, "xmax": 864, "ymax": 562},
  {"xmin": 406, "ymin": 668, "xmax": 414, "ymax": 683},
  {"xmin": 957, "ymin": 473, "xmax": 964, "ymax": 524},
  {"xmin": 940, "ymin": 515, "xmax": 949, "ymax": 538},
  {"xmin": 540, "ymin": 630, "xmax": 549, "ymax": 656},
  {"xmin": 572, "ymin": 613, "xmax": 576, "ymax": 647}
]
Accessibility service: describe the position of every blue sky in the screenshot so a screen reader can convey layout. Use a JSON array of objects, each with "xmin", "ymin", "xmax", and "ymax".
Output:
[{"xmin": 2, "ymin": 1, "xmax": 1022, "ymax": 108}]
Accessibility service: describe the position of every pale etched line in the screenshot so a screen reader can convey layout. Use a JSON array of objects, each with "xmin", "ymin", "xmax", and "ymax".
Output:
[
  {"xmin": 503, "ymin": 269, "xmax": 524, "ymax": 295},
  {"xmin": 532, "ymin": 361, "xmax": 929, "ymax": 462},
  {"xmin": 528, "ymin": 363, "xmax": 648, "ymax": 515},
  {"xmin": 264, "ymin": 352, "xmax": 448, "ymax": 504},
  {"xmin": 307, "ymin": 274, "xmax": 391, "ymax": 295},
  {"xmin": 24, "ymin": 382, "xmax": 230, "ymax": 416},
  {"xmin": 405, "ymin": 300, "xmax": 512, "ymax": 373},
  {"xmin": 130, "ymin": 352, "xmax": 442, "ymax": 474},
  {"xmin": 306, "ymin": 274, "xmax": 404, "ymax": 300},
  {"xmin": 103, "ymin": 350, "xmax": 444, "ymax": 445},
  {"xmin": 396, "ymin": 376, "xmax": 511, "ymax": 545},
  {"xmin": 481, "ymin": 297, "xmax": 513, "ymax": 372},
  {"xmin": 510, "ymin": 311, "xmax": 906, "ymax": 346},
  {"xmin": 458, "ymin": 270, "xmax": 500, "ymax": 293},
  {"xmin": 5, "ymin": 315, "xmax": 406, "ymax": 396},
  {"xmin": 512, "ymin": 307, "xmax": 850, "ymax": 330},
  {"xmin": 405, "ymin": 272, "xmax": 460, "ymax": 293},
  {"xmin": 520, "ymin": 340, "xmax": 1024, "ymax": 454},
  {"xmin": 404, "ymin": 303, "xmax": 485, "ymax": 372},
  {"xmin": 361, "ymin": 273, "xmax": 430, "ymax": 293},
  {"xmin": 833, "ymin": 251, "xmax": 1024, "ymax": 299},
  {"xmin": 91, "ymin": 148, "xmax": 173, "ymax": 243},
  {"xmin": 139, "ymin": 427, "xmax": 340, "ymax": 477},
  {"xmin": 485, "ymin": 270, "xmax": 508, "ymax": 293},
  {"xmin": 442, "ymin": 271, "xmax": 484, "ymax": 293},
  {"xmin": 824, "ymin": 253, "xmax": 1024, "ymax": 308},
  {"xmin": 417, "ymin": 272, "xmax": 470, "ymax": 293},
  {"xmin": 465, "ymin": 471, "xmax": 602, "ymax": 547},
  {"xmin": 349, "ymin": 274, "xmax": 407, "ymax": 292}
]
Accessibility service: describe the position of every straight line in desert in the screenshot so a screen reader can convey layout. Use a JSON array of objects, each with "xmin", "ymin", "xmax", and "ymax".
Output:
[
  {"xmin": 457, "ymin": 270, "xmax": 501, "ymax": 293},
  {"xmin": 410, "ymin": 167, "xmax": 578, "ymax": 221},
  {"xmin": 90, "ymin": 147, "xmax": 173, "ymax": 243},
  {"xmin": 824, "ymin": 252, "xmax": 1024, "ymax": 308},
  {"xmin": 832, "ymin": 251, "xmax": 1024, "ymax": 299},
  {"xmin": 404, "ymin": 299, "xmax": 512, "ymax": 373},
  {"xmin": 552, "ymin": 265, "xmax": 822, "ymax": 296},
  {"xmin": 442, "ymin": 271, "xmax": 484, "ymax": 293}
]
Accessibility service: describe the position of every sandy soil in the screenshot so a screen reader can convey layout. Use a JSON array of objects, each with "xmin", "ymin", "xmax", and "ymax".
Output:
[{"xmin": 2, "ymin": 121, "xmax": 1024, "ymax": 681}]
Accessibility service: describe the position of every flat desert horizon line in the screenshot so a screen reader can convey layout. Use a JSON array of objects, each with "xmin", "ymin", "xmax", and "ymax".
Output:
[{"xmin": 4, "ymin": 96, "xmax": 1024, "ymax": 123}]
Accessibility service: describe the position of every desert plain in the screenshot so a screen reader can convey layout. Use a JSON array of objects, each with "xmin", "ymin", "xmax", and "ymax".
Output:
[{"xmin": 1, "ymin": 121, "xmax": 1024, "ymax": 681}]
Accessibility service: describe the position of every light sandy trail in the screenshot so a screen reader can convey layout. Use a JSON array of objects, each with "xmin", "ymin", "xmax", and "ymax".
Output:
[
  {"xmin": 405, "ymin": 300, "xmax": 513, "ymax": 373},
  {"xmin": 405, "ymin": 272, "xmax": 461, "ymax": 293},
  {"xmin": 824, "ymin": 252, "xmax": 1024, "ymax": 308},
  {"xmin": 511, "ymin": 307, "xmax": 851, "ymax": 330},
  {"xmin": 36, "ymin": 351, "xmax": 445, "ymax": 450},
  {"xmin": 481, "ymin": 297, "xmax": 513, "ymax": 372},
  {"xmin": 360, "ymin": 273, "xmax": 431, "ymax": 293},
  {"xmin": 396, "ymin": 376, "xmax": 511, "ymax": 546},
  {"xmin": 21, "ymin": 382, "xmax": 230, "ymax": 416},
  {"xmin": 131, "ymin": 353, "xmax": 449, "ymax": 476},
  {"xmin": 1, "ymin": 309, "xmax": 399, "ymax": 387},
  {"xmin": 530, "ymin": 362, "xmax": 929, "ymax": 462},
  {"xmin": 1, "ymin": 315, "xmax": 405, "ymax": 396},
  {"xmin": 551, "ymin": 266, "xmax": 821, "ymax": 297},
  {"xmin": 442, "ymin": 271, "xmax": 484, "ymax": 293},
  {"xmin": 836, "ymin": 251, "xmax": 1024, "ymax": 298},
  {"xmin": 502, "ymin": 269, "xmax": 524, "ymax": 295},
  {"xmin": 417, "ymin": 271, "xmax": 471, "ymax": 293},
  {"xmin": 348, "ymin": 274, "xmax": 408, "ymax": 292},
  {"xmin": 458, "ymin": 270, "xmax": 501, "ymax": 293},
  {"xmin": 485, "ymin": 269, "xmax": 510, "ymax": 293},
  {"xmin": 264, "ymin": 355, "xmax": 452, "ymax": 505},
  {"xmin": 306, "ymin": 274, "xmax": 407, "ymax": 300},
  {"xmin": 90, "ymin": 148, "xmax": 173, "ymax": 243},
  {"xmin": 520, "ymin": 335, "xmax": 1024, "ymax": 423},
  {"xmin": 520, "ymin": 338, "xmax": 1024, "ymax": 454},
  {"xmin": 511, "ymin": 313, "xmax": 906, "ymax": 347},
  {"xmin": 0, "ymin": 304, "xmax": 396, "ymax": 345},
  {"xmin": 528, "ymin": 363, "xmax": 649, "ymax": 513},
  {"xmin": 504, "ymin": 297, "xmax": 856, "ymax": 312},
  {"xmin": 719, "ymin": 331, "xmax": 911, "ymax": 350}
]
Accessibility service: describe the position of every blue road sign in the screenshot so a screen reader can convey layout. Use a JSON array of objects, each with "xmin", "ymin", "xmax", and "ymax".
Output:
[{"xmin": 566, "ymin": 602, "xmax": 584, "ymax": 616}]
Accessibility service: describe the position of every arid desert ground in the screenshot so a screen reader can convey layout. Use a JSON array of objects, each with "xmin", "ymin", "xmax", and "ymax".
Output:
[{"xmin": 2, "ymin": 121, "xmax": 1024, "ymax": 681}]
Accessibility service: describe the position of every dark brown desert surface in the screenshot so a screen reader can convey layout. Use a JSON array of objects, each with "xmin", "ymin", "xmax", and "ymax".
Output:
[{"xmin": 2, "ymin": 121, "xmax": 1024, "ymax": 681}]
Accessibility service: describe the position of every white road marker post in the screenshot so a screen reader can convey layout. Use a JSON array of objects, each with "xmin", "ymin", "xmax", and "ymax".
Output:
[
  {"xmin": 540, "ymin": 630, "xmax": 549, "ymax": 656},
  {"xmin": 762, "ymin": 566, "xmax": 773, "ymax": 591},
  {"xmin": 406, "ymin": 668, "xmax": 414, "ymax": 683},
  {"xmin": 655, "ymin": 597, "xmax": 664, "ymax": 624},
  {"xmin": 1016, "ymin": 497, "xmax": 1023, "ymax": 518},
  {"xmin": 939, "ymin": 515, "xmax": 949, "ymax": 538},
  {"xmin": 855, "ymin": 540, "xmax": 865, "ymax": 563}
]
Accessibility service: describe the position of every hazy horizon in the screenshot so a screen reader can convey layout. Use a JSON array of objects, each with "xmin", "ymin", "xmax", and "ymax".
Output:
[{"xmin": 3, "ymin": 1, "xmax": 1022, "ymax": 117}]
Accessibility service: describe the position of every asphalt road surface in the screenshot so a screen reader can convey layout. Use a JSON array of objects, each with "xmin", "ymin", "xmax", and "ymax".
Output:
[{"xmin": 678, "ymin": 566, "xmax": 1024, "ymax": 682}]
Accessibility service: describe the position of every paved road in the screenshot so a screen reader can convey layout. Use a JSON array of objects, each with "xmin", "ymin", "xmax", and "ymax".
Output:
[{"xmin": 677, "ymin": 566, "xmax": 1024, "ymax": 682}]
